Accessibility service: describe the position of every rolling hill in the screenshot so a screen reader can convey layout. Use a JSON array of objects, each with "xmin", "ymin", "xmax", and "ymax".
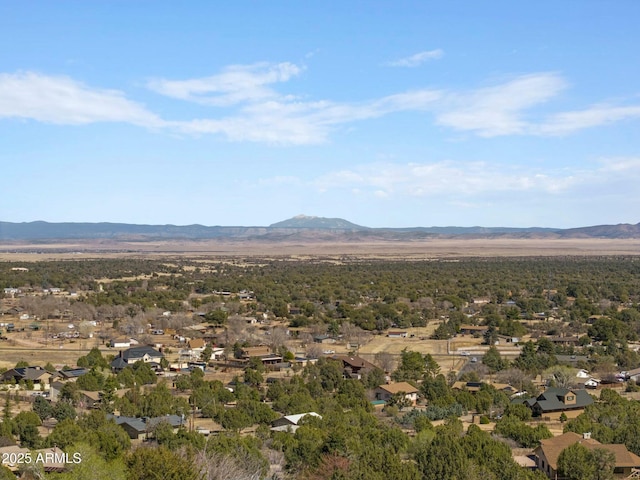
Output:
[{"xmin": 0, "ymin": 217, "xmax": 638, "ymax": 241}]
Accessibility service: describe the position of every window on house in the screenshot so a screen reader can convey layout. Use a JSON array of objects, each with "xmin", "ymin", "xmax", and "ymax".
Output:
[{"xmin": 566, "ymin": 395, "xmax": 574, "ymax": 401}]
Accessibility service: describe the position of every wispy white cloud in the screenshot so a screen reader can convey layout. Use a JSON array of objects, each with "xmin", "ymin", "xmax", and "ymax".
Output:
[
  {"xmin": 387, "ymin": 49, "xmax": 444, "ymax": 67},
  {"xmin": 598, "ymin": 156, "xmax": 640, "ymax": 174},
  {"xmin": 435, "ymin": 73, "xmax": 567, "ymax": 136},
  {"xmin": 172, "ymin": 86, "xmax": 443, "ymax": 144},
  {"xmin": 536, "ymin": 104, "xmax": 640, "ymax": 135},
  {"xmin": 147, "ymin": 62, "xmax": 303, "ymax": 107},
  {"xmin": 3, "ymin": 66, "xmax": 640, "ymax": 145},
  {"xmin": 308, "ymin": 157, "xmax": 640, "ymax": 198},
  {"xmin": 435, "ymin": 73, "xmax": 640, "ymax": 138},
  {"xmin": 0, "ymin": 71, "xmax": 163, "ymax": 127},
  {"xmin": 147, "ymin": 61, "xmax": 444, "ymax": 143}
]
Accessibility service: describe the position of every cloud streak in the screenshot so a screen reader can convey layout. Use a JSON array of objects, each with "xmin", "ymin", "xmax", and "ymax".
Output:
[
  {"xmin": 387, "ymin": 49, "xmax": 444, "ymax": 67},
  {"xmin": 308, "ymin": 157, "xmax": 640, "ymax": 199},
  {"xmin": 0, "ymin": 71, "xmax": 163, "ymax": 127},
  {"xmin": 2, "ymin": 65, "xmax": 640, "ymax": 144},
  {"xmin": 435, "ymin": 73, "xmax": 567, "ymax": 136},
  {"xmin": 536, "ymin": 104, "xmax": 640, "ymax": 135},
  {"xmin": 147, "ymin": 62, "xmax": 303, "ymax": 106}
]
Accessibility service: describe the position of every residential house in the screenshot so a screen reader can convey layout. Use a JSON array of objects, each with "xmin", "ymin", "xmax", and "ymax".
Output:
[
  {"xmin": 108, "ymin": 414, "xmax": 186, "ymax": 440},
  {"xmin": 472, "ymin": 297, "xmax": 491, "ymax": 305},
  {"xmin": 210, "ymin": 347, "xmax": 225, "ymax": 360},
  {"xmin": 179, "ymin": 338, "xmax": 207, "ymax": 361},
  {"xmin": 188, "ymin": 338, "xmax": 206, "ymax": 351},
  {"xmin": 58, "ymin": 368, "xmax": 89, "ymax": 381},
  {"xmin": 313, "ymin": 334, "xmax": 335, "ymax": 344},
  {"xmin": 374, "ymin": 382, "xmax": 419, "ymax": 406},
  {"xmin": 110, "ymin": 346, "xmax": 164, "ymax": 372},
  {"xmin": 546, "ymin": 336, "xmax": 581, "ymax": 347},
  {"xmin": 109, "ymin": 337, "xmax": 132, "ymax": 348},
  {"xmin": 332, "ymin": 355, "xmax": 377, "ymax": 379},
  {"xmin": 496, "ymin": 334, "xmax": 520, "ymax": 344},
  {"xmin": 241, "ymin": 346, "xmax": 272, "ymax": 358},
  {"xmin": 49, "ymin": 381, "xmax": 66, "ymax": 401},
  {"xmin": 271, "ymin": 412, "xmax": 322, "ymax": 433},
  {"xmin": 459, "ymin": 325, "xmax": 489, "ymax": 336},
  {"xmin": 235, "ymin": 345, "xmax": 284, "ymax": 368},
  {"xmin": 0, "ymin": 445, "xmax": 30, "ymax": 472},
  {"xmin": 492, "ymin": 383, "xmax": 519, "ymax": 395},
  {"xmin": 0, "ymin": 366, "xmax": 53, "ymax": 386},
  {"xmin": 78, "ymin": 390, "xmax": 101, "ymax": 409},
  {"xmin": 387, "ymin": 331, "xmax": 408, "ymax": 338},
  {"xmin": 515, "ymin": 387, "xmax": 593, "ymax": 420},
  {"xmin": 238, "ymin": 290, "xmax": 254, "ymax": 300},
  {"xmin": 534, "ymin": 432, "xmax": 640, "ymax": 479},
  {"xmin": 584, "ymin": 378, "xmax": 600, "ymax": 389},
  {"xmin": 452, "ymin": 381, "xmax": 483, "ymax": 393},
  {"xmin": 626, "ymin": 367, "xmax": 640, "ymax": 383}
]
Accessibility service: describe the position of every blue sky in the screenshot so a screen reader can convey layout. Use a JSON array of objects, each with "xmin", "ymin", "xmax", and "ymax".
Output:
[{"xmin": 2, "ymin": 1, "xmax": 639, "ymax": 228}]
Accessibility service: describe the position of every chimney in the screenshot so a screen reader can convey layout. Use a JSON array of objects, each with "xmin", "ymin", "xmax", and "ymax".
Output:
[{"xmin": 583, "ymin": 432, "xmax": 591, "ymax": 439}]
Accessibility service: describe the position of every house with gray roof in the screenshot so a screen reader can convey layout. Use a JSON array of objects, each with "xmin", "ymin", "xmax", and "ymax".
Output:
[
  {"xmin": 110, "ymin": 346, "xmax": 164, "ymax": 372},
  {"xmin": 58, "ymin": 368, "xmax": 89, "ymax": 380},
  {"xmin": 108, "ymin": 414, "xmax": 185, "ymax": 440},
  {"xmin": 514, "ymin": 387, "xmax": 593, "ymax": 421},
  {"xmin": 0, "ymin": 366, "xmax": 54, "ymax": 385}
]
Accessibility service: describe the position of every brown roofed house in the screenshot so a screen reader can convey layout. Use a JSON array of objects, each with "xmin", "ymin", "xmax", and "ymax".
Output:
[
  {"xmin": 375, "ymin": 382, "xmax": 419, "ymax": 406},
  {"xmin": 534, "ymin": 432, "xmax": 640, "ymax": 479},
  {"xmin": 241, "ymin": 346, "xmax": 272, "ymax": 358},
  {"xmin": 188, "ymin": 338, "xmax": 205, "ymax": 350},
  {"xmin": 333, "ymin": 355, "xmax": 377, "ymax": 377},
  {"xmin": 459, "ymin": 325, "xmax": 489, "ymax": 335}
]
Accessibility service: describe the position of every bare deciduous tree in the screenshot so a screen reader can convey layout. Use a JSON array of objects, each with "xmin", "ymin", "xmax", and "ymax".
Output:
[
  {"xmin": 70, "ymin": 301, "xmax": 97, "ymax": 322},
  {"xmin": 374, "ymin": 352, "xmax": 396, "ymax": 373},
  {"xmin": 121, "ymin": 313, "xmax": 147, "ymax": 336},
  {"xmin": 546, "ymin": 365, "xmax": 576, "ymax": 389},
  {"xmin": 269, "ymin": 327, "xmax": 289, "ymax": 353},
  {"xmin": 497, "ymin": 368, "xmax": 534, "ymax": 391},
  {"xmin": 191, "ymin": 450, "xmax": 264, "ymax": 480},
  {"xmin": 224, "ymin": 316, "xmax": 247, "ymax": 345},
  {"xmin": 306, "ymin": 343, "xmax": 323, "ymax": 359}
]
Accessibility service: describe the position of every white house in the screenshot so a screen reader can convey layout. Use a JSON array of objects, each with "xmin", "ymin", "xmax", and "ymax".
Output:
[
  {"xmin": 211, "ymin": 347, "xmax": 225, "ymax": 360},
  {"xmin": 387, "ymin": 331, "xmax": 408, "ymax": 338},
  {"xmin": 584, "ymin": 378, "xmax": 600, "ymax": 389},
  {"xmin": 109, "ymin": 338, "xmax": 132, "ymax": 348},
  {"xmin": 271, "ymin": 412, "xmax": 322, "ymax": 433}
]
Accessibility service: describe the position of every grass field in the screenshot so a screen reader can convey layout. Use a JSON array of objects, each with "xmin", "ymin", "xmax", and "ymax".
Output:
[{"xmin": 2, "ymin": 238, "xmax": 640, "ymax": 262}]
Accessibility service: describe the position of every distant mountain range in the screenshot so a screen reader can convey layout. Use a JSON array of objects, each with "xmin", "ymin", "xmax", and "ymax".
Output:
[{"xmin": 1, "ymin": 216, "xmax": 639, "ymax": 241}]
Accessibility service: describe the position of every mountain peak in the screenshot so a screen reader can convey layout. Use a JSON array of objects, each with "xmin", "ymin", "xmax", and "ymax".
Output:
[{"xmin": 269, "ymin": 216, "xmax": 366, "ymax": 230}]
